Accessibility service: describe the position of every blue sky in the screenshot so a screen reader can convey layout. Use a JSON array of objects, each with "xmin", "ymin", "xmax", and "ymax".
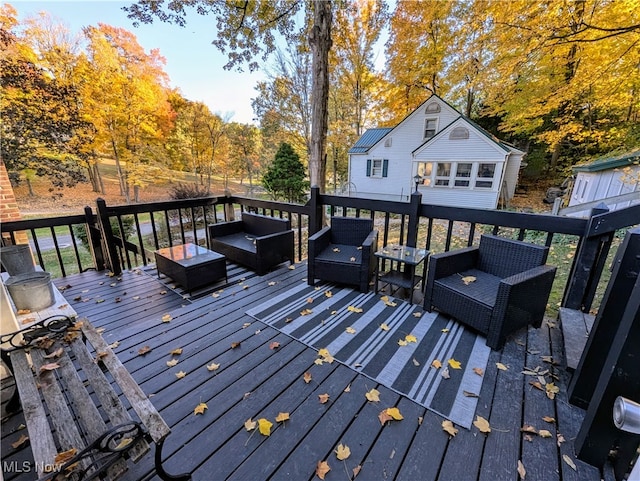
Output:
[{"xmin": 11, "ymin": 1, "xmax": 268, "ymax": 124}]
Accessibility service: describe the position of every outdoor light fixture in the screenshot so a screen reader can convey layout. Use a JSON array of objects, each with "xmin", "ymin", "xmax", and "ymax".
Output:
[{"xmin": 413, "ymin": 174, "xmax": 423, "ymax": 192}]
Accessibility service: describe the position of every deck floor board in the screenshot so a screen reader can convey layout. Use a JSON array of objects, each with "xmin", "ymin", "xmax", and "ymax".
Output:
[{"xmin": 1, "ymin": 263, "xmax": 605, "ymax": 481}]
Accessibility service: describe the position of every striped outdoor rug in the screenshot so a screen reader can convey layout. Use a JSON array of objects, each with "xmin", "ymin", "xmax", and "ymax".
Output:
[{"xmin": 246, "ymin": 282, "xmax": 491, "ymax": 429}]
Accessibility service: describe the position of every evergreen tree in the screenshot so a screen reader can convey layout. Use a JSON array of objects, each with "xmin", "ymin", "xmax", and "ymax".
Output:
[{"xmin": 262, "ymin": 143, "xmax": 309, "ymax": 203}]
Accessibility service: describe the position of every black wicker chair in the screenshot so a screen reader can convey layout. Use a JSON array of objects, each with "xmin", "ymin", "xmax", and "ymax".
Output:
[
  {"xmin": 308, "ymin": 217, "xmax": 378, "ymax": 293},
  {"xmin": 423, "ymin": 234, "xmax": 557, "ymax": 350}
]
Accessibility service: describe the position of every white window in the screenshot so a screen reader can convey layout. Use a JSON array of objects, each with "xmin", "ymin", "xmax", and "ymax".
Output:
[
  {"xmin": 475, "ymin": 163, "xmax": 496, "ymax": 188},
  {"xmin": 366, "ymin": 159, "xmax": 388, "ymax": 178},
  {"xmin": 435, "ymin": 162, "xmax": 451, "ymax": 186},
  {"xmin": 424, "ymin": 118, "xmax": 438, "ymax": 140},
  {"xmin": 416, "ymin": 162, "xmax": 433, "ymax": 186},
  {"xmin": 454, "ymin": 163, "xmax": 473, "ymax": 187},
  {"xmin": 371, "ymin": 159, "xmax": 383, "ymax": 177}
]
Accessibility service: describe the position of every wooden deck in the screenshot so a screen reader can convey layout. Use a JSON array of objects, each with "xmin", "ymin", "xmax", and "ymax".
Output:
[{"xmin": 2, "ymin": 262, "xmax": 605, "ymax": 481}]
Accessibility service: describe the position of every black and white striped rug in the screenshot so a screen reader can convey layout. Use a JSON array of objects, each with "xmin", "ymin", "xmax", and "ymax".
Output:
[{"xmin": 246, "ymin": 282, "xmax": 491, "ymax": 429}]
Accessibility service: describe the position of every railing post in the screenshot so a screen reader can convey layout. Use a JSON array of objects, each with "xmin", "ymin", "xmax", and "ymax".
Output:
[
  {"xmin": 309, "ymin": 186, "xmax": 323, "ymax": 235},
  {"xmin": 570, "ymin": 228, "xmax": 640, "ymax": 480},
  {"xmin": 406, "ymin": 190, "xmax": 422, "ymax": 248},
  {"xmin": 84, "ymin": 206, "xmax": 105, "ymax": 271},
  {"xmin": 562, "ymin": 203, "xmax": 610, "ymax": 311},
  {"xmin": 223, "ymin": 190, "xmax": 235, "ymax": 222},
  {"xmin": 96, "ymin": 198, "xmax": 122, "ymax": 275}
]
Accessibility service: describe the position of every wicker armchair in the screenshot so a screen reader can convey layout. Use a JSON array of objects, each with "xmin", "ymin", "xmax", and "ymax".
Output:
[
  {"xmin": 423, "ymin": 235, "xmax": 557, "ymax": 349},
  {"xmin": 308, "ymin": 217, "xmax": 378, "ymax": 293}
]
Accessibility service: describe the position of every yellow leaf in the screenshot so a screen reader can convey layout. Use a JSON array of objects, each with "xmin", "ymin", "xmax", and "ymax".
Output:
[
  {"xmin": 303, "ymin": 372, "xmax": 312, "ymax": 383},
  {"xmin": 244, "ymin": 418, "xmax": 256, "ymax": 431},
  {"xmin": 542, "ymin": 416, "xmax": 556, "ymax": 423},
  {"xmin": 448, "ymin": 358, "xmax": 462, "ymax": 369},
  {"xmin": 318, "ymin": 393, "xmax": 330, "ymax": 404},
  {"xmin": 405, "ymin": 334, "xmax": 418, "ymax": 343},
  {"xmin": 398, "ymin": 339, "xmax": 408, "ymax": 346},
  {"xmin": 114, "ymin": 437, "xmax": 133, "ymax": 450},
  {"xmin": 54, "ymin": 448, "xmax": 77, "ymax": 464},
  {"xmin": 275, "ymin": 412, "xmax": 290, "ymax": 423},
  {"xmin": 365, "ymin": 388, "xmax": 380, "ymax": 402},
  {"xmin": 170, "ymin": 348, "xmax": 183, "ymax": 355},
  {"xmin": 345, "ymin": 326, "xmax": 356, "ymax": 334},
  {"xmin": 258, "ymin": 418, "xmax": 272, "ymax": 436},
  {"xmin": 563, "ymin": 454, "xmax": 577, "ymax": 471},
  {"xmin": 325, "ymin": 291, "xmax": 332, "ymax": 298},
  {"xmin": 288, "ymin": 265, "xmax": 296, "ymax": 270},
  {"xmin": 385, "ymin": 407, "xmax": 404, "ymax": 420},
  {"xmin": 348, "ymin": 305, "xmax": 364, "ymax": 313},
  {"xmin": 207, "ymin": 363, "xmax": 220, "ymax": 371},
  {"xmin": 335, "ymin": 443, "xmax": 351, "ymax": 460},
  {"xmin": 461, "ymin": 275, "xmax": 476, "ymax": 285},
  {"xmin": 300, "ymin": 308, "xmax": 313, "ymax": 316},
  {"xmin": 441, "ymin": 328, "xmax": 449, "ymax": 333},
  {"xmin": 161, "ymin": 314, "xmax": 172, "ymax": 323},
  {"xmin": 431, "ymin": 359, "xmax": 442, "ymax": 369},
  {"xmin": 379, "ymin": 323, "xmax": 390, "ymax": 331},
  {"xmin": 546, "ymin": 383, "xmax": 560, "ymax": 400},
  {"xmin": 318, "ymin": 348, "xmax": 334, "ymax": 363},
  {"xmin": 496, "ymin": 362, "xmax": 508, "ymax": 371},
  {"xmin": 344, "ymin": 384, "xmax": 351, "ymax": 392},
  {"xmin": 314, "ymin": 358, "xmax": 324, "ymax": 365},
  {"xmin": 316, "ymin": 460, "xmax": 331, "ymax": 480},
  {"xmin": 242, "ymin": 322, "xmax": 251, "ymax": 328},
  {"xmin": 194, "ymin": 402, "xmax": 207, "ymax": 415},
  {"xmin": 517, "ymin": 460, "xmax": 526, "ymax": 479},
  {"xmin": 473, "ymin": 415, "xmax": 491, "ymax": 433},
  {"xmin": 166, "ymin": 359, "xmax": 178, "ymax": 367},
  {"xmin": 442, "ymin": 420, "xmax": 458, "ymax": 436},
  {"xmin": 175, "ymin": 371, "xmax": 186, "ymax": 379},
  {"xmin": 539, "ymin": 429, "xmax": 553, "ymax": 438}
]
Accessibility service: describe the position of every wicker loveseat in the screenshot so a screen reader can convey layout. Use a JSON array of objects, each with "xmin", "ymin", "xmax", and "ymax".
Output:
[
  {"xmin": 208, "ymin": 212, "xmax": 294, "ymax": 275},
  {"xmin": 423, "ymin": 234, "xmax": 557, "ymax": 350},
  {"xmin": 308, "ymin": 216, "xmax": 378, "ymax": 293}
]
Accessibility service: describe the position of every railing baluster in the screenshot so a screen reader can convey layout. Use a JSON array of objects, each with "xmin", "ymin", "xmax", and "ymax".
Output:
[
  {"xmin": 67, "ymin": 225, "xmax": 83, "ymax": 272},
  {"xmin": 49, "ymin": 226, "xmax": 66, "ymax": 277},
  {"xmin": 468, "ymin": 223, "xmax": 476, "ymax": 246},
  {"xmin": 133, "ymin": 213, "xmax": 147, "ymax": 266},
  {"xmin": 30, "ymin": 228, "xmax": 45, "ymax": 269},
  {"xmin": 445, "ymin": 221, "xmax": 454, "ymax": 251},
  {"xmin": 150, "ymin": 212, "xmax": 159, "ymax": 250},
  {"xmin": 164, "ymin": 210, "xmax": 172, "ymax": 247}
]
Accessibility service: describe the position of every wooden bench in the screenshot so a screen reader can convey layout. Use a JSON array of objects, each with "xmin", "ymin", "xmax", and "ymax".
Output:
[{"xmin": 1, "ymin": 316, "xmax": 190, "ymax": 481}]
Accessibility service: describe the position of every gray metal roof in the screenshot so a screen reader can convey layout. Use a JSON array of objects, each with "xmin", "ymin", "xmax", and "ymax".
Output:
[{"xmin": 348, "ymin": 128, "xmax": 393, "ymax": 154}]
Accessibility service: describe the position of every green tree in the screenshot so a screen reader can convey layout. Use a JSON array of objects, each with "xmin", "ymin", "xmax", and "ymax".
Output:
[{"xmin": 262, "ymin": 142, "xmax": 309, "ymax": 203}]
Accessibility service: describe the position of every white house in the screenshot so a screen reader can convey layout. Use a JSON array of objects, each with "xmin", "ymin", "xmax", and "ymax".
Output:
[
  {"xmin": 347, "ymin": 95, "xmax": 525, "ymax": 209},
  {"xmin": 565, "ymin": 150, "xmax": 640, "ymax": 217}
]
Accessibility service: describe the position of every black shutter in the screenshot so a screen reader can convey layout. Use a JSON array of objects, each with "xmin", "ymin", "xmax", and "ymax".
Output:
[
  {"xmin": 382, "ymin": 159, "xmax": 389, "ymax": 177},
  {"xmin": 366, "ymin": 159, "xmax": 371, "ymax": 177}
]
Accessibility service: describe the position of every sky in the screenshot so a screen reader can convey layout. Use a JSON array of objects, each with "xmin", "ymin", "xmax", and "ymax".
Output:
[{"xmin": 10, "ymin": 0, "xmax": 269, "ymax": 124}]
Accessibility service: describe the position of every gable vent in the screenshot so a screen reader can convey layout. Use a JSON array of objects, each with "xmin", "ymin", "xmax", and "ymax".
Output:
[
  {"xmin": 425, "ymin": 102, "xmax": 441, "ymax": 113},
  {"xmin": 449, "ymin": 127, "xmax": 469, "ymax": 140},
  {"xmin": 384, "ymin": 137, "xmax": 392, "ymax": 147}
]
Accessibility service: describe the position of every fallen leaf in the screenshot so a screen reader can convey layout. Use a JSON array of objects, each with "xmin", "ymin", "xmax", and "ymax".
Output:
[
  {"xmin": 11, "ymin": 434, "xmax": 29, "ymax": 449},
  {"xmin": 316, "ymin": 460, "xmax": 331, "ymax": 480},
  {"xmin": 268, "ymin": 281, "xmax": 276, "ymax": 286},
  {"xmin": 325, "ymin": 290, "xmax": 332, "ymax": 298},
  {"xmin": 275, "ymin": 412, "xmax": 290, "ymax": 423},
  {"xmin": 539, "ymin": 429, "xmax": 553, "ymax": 438},
  {"xmin": 448, "ymin": 358, "xmax": 462, "ymax": 369},
  {"xmin": 242, "ymin": 322, "xmax": 251, "ymax": 328},
  {"xmin": 43, "ymin": 348, "xmax": 64, "ymax": 359},
  {"xmin": 288, "ymin": 265, "xmax": 296, "ymax": 270},
  {"xmin": 345, "ymin": 326, "xmax": 357, "ymax": 334},
  {"xmin": 350, "ymin": 256, "xmax": 356, "ymax": 262},
  {"xmin": 365, "ymin": 388, "xmax": 380, "ymax": 402},
  {"xmin": 496, "ymin": 362, "xmax": 508, "ymax": 371},
  {"xmin": 546, "ymin": 383, "xmax": 560, "ymax": 400},
  {"xmin": 441, "ymin": 368, "xmax": 450, "ymax": 379},
  {"xmin": 442, "ymin": 420, "xmax": 458, "ymax": 436},
  {"xmin": 335, "ymin": 443, "xmax": 351, "ymax": 460},
  {"xmin": 353, "ymin": 465, "xmax": 362, "ymax": 478},
  {"xmin": 412, "ymin": 358, "xmax": 420, "ymax": 366},
  {"xmin": 303, "ymin": 372, "xmax": 312, "ymax": 383},
  {"xmin": 300, "ymin": 308, "xmax": 313, "ymax": 316},
  {"xmin": 269, "ymin": 341, "xmax": 281, "ymax": 350},
  {"xmin": 378, "ymin": 410, "xmax": 393, "ymax": 425},
  {"xmin": 306, "ymin": 297, "xmax": 314, "ymax": 304},
  {"xmin": 317, "ymin": 348, "xmax": 334, "ymax": 363},
  {"xmin": 114, "ymin": 437, "xmax": 133, "ymax": 450},
  {"xmin": 385, "ymin": 407, "xmax": 403, "ymax": 420},
  {"xmin": 517, "ymin": 460, "xmax": 526, "ymax": 479},
  {"xmin": 405, "ymin": 334, "xmax": 418, "ymax": 343},
  {"xmin": 194, "ymin": 402, "xmax": 207, "ymax": 415},
  {"xmin": 521, "ymin": 425, "xmax": 538, "ymax": 434},
  {"xmin": 258, "ymin": 418, "xmax": 273, "ymax": 436},
  {"xmin": 529, "ymin": 381, "xmax": 545, "ymax": 391},
  {"xmin": 348, "ymin": 305, "xmax": 364, "ymax": 313},
  {"xmin": 542, "ymin": 416, "xmax": 556, "ymax": 423},
  {"xmin": 166, "ymin": 359, "xmax": 179, "ymax": 367},
  {"xmin": 431, "ymin": 359, "xmax": 442, "ymax": 369},
  {"xmin": 170, "ymin": 348, "xmax": 183, "ymax": 355},
  {"xmin": 39, "ymin": 363, "xmax": 60, "ymax": 372},
  {"xmin": 398, "ymin": 339, "xmax": 408, "ymax": 346},
  {"xmin": 54, "ymin": 448, "xmax": 77, "ymax": 464},
  {"xmin": 413, "ymin": 311, "xmax": 422, "ymax": 317},
  {"xmin": 473, "ymin": 415, "xmax": 491, "ymax": 433},
  {"xmin": 244, "ymin": 418, "xmax": 257, "ymax": 431},
  {"xmin": 441, "ymin": 328, "xmax": 449, "ymax": 333},
  {"xmin": 563, "ymin": 454, "xmax": 577, "ymax": 471},
  {"xmin": 161, "ymin": 314, "xmax": 172, "ymax": 323},
  {"xmin": 332, "ymin": 247, "xmax": 340, "ymax": 252},
  {"xmin": 231, "ymin": 342, "xmax": 241, "ymax": 349},
  {"xmin": 473, "ymin": 367, "xmax": 484, "ymax": 376},
  {"xmin": 379, "ymin": 323, "xmax": 390, "ymax": 331},
  {"xmin": 109, "ymin": 341, "xmax": 120, "ymax": 349},
  {"xmin": 557, "ymin": 433, "xmax": 566, "ymax": 446},
  {"xmin": 175, "ymin": 371, "xmax": 186, "ymax": 379},
  {"xmin": 461, "ymin": 275, "xmax": 476, "ymax": 285},
  {"xmin": 138, "ymin": 346, "xmax": 152, "ymax": 356},
  {"xmin": 207, "ymin": 362, "xmax": 220, "ymax": 371},
  {"xmin": 344, "ymin": 384, "xmax": 351, "ymax": 392},
  {"xmin": 318, "ymin": 393, "xmax": 330, "ymax": 404}
]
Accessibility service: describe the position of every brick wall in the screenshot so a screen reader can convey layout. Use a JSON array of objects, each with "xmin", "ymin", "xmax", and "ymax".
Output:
[{"xmin": 0, "ymin": 161, "xmax": 29, "ymax": 245}]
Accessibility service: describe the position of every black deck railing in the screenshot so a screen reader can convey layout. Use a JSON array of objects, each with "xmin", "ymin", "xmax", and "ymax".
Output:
[{"xmin": 2, "ymin": 188, "xmax": 639, "ymax": 315}]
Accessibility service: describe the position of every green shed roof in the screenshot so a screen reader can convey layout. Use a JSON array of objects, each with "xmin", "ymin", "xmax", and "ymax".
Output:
[{"xmin": 573, "ymin": 150, "xmax": 640, "ymax": 173}]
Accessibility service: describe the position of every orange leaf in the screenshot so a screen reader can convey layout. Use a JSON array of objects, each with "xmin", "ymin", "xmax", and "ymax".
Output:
[
  {"xmin": 194, "ymin": 402, "xmax": 208, "ymax": 415},
  {"xmin": 275, "ymin": 412, "xmax": 290, "ymax": 423},
  {"xmin": 318, "ymin": 393, "xmax": 330, "ymax": 404},
  {"xmin": 269, "ymin": 341, "xmax": 281, "ymax": 350},
  {"xmin": 442, "ymin": 420, "xmax": 458, "ymax": 436},
  {"xmin": 316, "ymin": 460, "xmax": 331, "ymax": 480},
  {"xmin": 231, "ymin": 341, "xmax": 241, "ymax": 349},
  {"xmin": 303, "ymin": 372, "xmax": 312, "ymax": 384}
]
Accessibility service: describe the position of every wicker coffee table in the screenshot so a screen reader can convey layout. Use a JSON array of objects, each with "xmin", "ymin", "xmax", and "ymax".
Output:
[{"xmin": 154, "ymin": 243, "xmax": 227, "ymax": 293}]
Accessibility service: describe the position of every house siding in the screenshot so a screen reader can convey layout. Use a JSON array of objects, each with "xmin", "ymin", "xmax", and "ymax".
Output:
[{"xmin": 568, "ymin": 166, "xmax": 640, "ymax": 217}]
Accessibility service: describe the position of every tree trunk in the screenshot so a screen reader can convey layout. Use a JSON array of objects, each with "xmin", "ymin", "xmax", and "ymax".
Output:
[
  {"xmin": 95, "ymin": 162, "xmax": 105, "ymax": 195},
  {"xmin": 308, "ymin": 0, "xmax": 332, "ymax": 192},
  {"xmin": 26, "ymin": 178, "xmax": 34, "ymax": 197}
]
